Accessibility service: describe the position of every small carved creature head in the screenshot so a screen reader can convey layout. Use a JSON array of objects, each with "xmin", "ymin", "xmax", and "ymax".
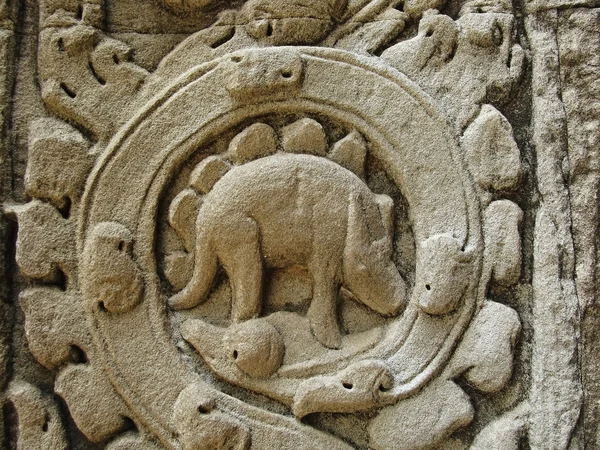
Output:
[
  {"xmin": 224, "ymin": 319, "xmax": 285, "ymax": 378},
  {"xmin": 241, "ymin": 0, "xmax": 348, "ymax": 45}
]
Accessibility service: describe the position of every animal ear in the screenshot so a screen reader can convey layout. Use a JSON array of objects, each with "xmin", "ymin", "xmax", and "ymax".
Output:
[{"xmin": 375, "ymin": 194, "xmax": 394, "ymax": 245}]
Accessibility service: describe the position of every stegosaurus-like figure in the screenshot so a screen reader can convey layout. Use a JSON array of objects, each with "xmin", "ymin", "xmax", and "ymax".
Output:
[{"xmin": 167, "ymin": 119, "xmax": 407, "ymax": 349}]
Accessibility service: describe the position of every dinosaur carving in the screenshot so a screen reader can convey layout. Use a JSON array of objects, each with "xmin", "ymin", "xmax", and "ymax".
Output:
[{"xmin": 169, "ymin": 138, "xmax": 408, "ymax": 349}]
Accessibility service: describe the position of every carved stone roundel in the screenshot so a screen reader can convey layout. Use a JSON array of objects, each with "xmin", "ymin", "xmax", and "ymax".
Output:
[{"xmin": 76, "ymin": 46, "xmax": 483, "ymax": 448}]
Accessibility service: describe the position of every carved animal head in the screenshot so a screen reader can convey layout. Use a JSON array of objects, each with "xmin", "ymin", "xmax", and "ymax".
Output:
[
  {"xmin": 240, "ymin": 0, "xmax": 348, "ymax": 45},
  {"xmin": 82, "ymin": 222, "xmax": 144, "ymax": 314},
  {"xmin": 292, "ymin": 360, "xmax": 394, "ymax": 417},
  {"xmin": 173, "ymin": 383, "xmax": 250, "ymax": 450},
  {"xmin": 224, "ymin": 319, "xmax": 285, "ymax": 378},
  {"xmin": 342, "ymin": 193, "xmax": 407, "ymax": 317},
  {"xmin": 381, "ymin": 11, "xmax": 524, "ymax": 129},
  {"xmin": 414, "ymin": 234, "xmax": 473, "ymax": 315}
]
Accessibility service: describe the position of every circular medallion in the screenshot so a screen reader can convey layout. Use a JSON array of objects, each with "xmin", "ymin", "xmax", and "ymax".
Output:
[{"xmin": 76, "ymin": 47, "xmax": 483, "ymax": 448}]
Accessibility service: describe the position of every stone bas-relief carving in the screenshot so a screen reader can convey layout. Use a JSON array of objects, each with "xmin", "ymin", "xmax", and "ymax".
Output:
[
  {"xmin": 1, "ymin": 0, "xmax": 596, "ymax": 449},
  {"xmin": 169, "ymin": 123, "xmax": 408, "ymax": 349}
]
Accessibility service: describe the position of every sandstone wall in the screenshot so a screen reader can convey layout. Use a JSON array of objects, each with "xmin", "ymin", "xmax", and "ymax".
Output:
[{"xmin": 0, "ymin": 1, "xmax": 598, "ymax": 449}]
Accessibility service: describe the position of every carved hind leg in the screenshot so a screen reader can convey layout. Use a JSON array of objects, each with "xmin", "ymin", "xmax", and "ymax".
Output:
[
  {"xmin": 169, "ymin": 230, "xmax": 218, "ymax": 311},
  {"xmin": 308, "ymin": 235, "xmax": 342, "ymax": 348},
  {"xmin": 308, "ymin": 202, "xmax": 345, "ymax": 349},
  {"xmin": 222, "ymin": 218, "xmax": 263, "ymax": 322},
  {"xmin": 308, "ymin": 274, "xmax": 342, "ymax": 349}
]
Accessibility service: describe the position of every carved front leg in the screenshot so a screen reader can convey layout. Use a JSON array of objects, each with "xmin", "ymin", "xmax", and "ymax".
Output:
[
  {"xmin": 222, "ymin": 218, "xmax": 264, "ymax": 322},
  {"xmin": 308, "ymin": 274, "xmax": 342, "ymax": 350}
]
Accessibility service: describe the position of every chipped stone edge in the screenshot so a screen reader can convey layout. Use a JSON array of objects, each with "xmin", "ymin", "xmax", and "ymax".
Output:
[
  {"xmin": 525, "ymin": 0, "xmax": 600, "ymax": 14},
  {"xmin": 525, "ymin": 8, "xmax": 583, "ymax": 450}
]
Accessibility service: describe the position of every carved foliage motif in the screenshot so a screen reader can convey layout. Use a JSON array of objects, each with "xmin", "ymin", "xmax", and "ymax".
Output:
[{"xmin": 12, "ymin": 0, "xmax": 526, "ymax": 448}]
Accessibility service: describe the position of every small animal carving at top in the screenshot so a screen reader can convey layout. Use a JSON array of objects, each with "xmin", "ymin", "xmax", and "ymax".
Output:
[
  {"xmin": 169, "ymin": 119, "xmax": 407, "ymax": 349},
  {"xmin": 160, "ymin": 0, "xmax": 348, "ymax": 45},
  {"xmin": 240, "ymin": 0, "xmax": 348, "ymax": 45}
]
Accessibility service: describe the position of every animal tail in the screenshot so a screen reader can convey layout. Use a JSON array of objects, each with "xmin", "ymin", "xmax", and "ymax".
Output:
[{"xmin": 169, "ymin": 231, "xmax": 218, "ymax": 311}]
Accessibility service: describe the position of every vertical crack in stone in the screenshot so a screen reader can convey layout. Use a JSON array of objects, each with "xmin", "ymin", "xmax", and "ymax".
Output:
[
  {"xmin": 525, "ymin": 8, "xmax": 583, "ymax": 449},
  {"xmin": 556, "ymin": 7, "xmax": 600, "ymax": 448}
]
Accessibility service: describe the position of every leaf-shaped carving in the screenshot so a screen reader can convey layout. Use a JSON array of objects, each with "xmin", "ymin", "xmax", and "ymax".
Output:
[
  {"xmin": 333, "ymin": 7, "xmax": 408, "ymax": 54},
  {"xmin": 449, "ymin": 300, "xmax": 521, "ymax": 393},
  {"xmin": 462, "ymin": 105, "xmax": 522, "ymax": 193},
  {"xmin": 484, "ymin": 200, "xmax": 524, "ymax": 287},
  {"xmin": 11, "ymin": 201, "xmax": 76, "ymax": 283},
  {"xmin": 20, "ymin": 287, "xmax": 91, "ymax": 369},
  {"xmin": 55, "ymin": 364, "xmax": 134, "ymax": 443},
  {"xmin": 404, "ymin": 0, "xmax": 447, "ymax": 19},
  {"xmin": 368, "ymin": 379, "xmax": 474, "ymax": 450},
  {"xmin": 26, "ymin": 118, "xmax": 93, "ymax": 209},
  {"xmin": 8, "ymin": 383, "xmax": 68, "ymax": 450},
  {"xmin": 38, "ymin": 21, "xmax": 148, "ymax": 142},
  {"xmin": 470, "ymin": 404, "xmax": 529, "ymax": 450}
]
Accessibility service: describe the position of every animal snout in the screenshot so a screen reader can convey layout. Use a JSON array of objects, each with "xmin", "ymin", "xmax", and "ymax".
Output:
[
  {"xmin": 224, "ymin": 49, "xmax": 304, "ymax": 100},
  {"xmin": 369, "ymin": 278, "xmax": 407, "ymax": 317}
]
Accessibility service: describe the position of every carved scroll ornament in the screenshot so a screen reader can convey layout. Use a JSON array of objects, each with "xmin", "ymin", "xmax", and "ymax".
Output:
[{"xmin": 12, "ymin": 0, "xmax": 526, "ymax": 448}]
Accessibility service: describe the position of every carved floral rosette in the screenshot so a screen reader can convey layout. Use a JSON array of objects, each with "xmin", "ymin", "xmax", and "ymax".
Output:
[{"xmin": 11, "ymin": 1, "xmax": 526, "ymax": 449}]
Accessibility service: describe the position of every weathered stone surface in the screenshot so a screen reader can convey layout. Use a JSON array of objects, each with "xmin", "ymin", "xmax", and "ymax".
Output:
[
  {"xmin": 368, "ymin": 380, "xmax": 474, "ymax": 450},
  {"xmin": 8, "ymin": 382, "xmax": 68, "ymax": 450},
  {"xmin": 55, "ymin": 364, "xmax": 134, "ymax": 443},
  {"xmin": 557, "ymin": 9, "xmax": 600, "ymax": 448},
  {"xmin": 525, "ymin": 0, "xmax": 600, "ymax": 13},
  {"xmin": 1, "ymin": 1, "xmax": 598, "ymax": 449},
  {"xmin": 526, "ymin": 11, "xmax": 583, "ymax": 449}
]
